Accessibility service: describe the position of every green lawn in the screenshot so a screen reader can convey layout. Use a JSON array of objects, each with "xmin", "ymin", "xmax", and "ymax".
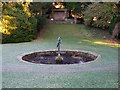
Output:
[{"xmin": 2, "ymin": 24, "xmax": 119, "ymax": 88}]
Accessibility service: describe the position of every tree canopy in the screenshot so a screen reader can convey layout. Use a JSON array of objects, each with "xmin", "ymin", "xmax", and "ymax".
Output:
[{"xmin": 83, "ymin": 2, "xmax": 118, "ymax": 29}]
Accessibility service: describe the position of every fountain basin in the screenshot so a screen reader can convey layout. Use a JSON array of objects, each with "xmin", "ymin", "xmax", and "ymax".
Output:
[{"xmin": 17, "ymin": 50, "xmax": 100, "ymax": 64}]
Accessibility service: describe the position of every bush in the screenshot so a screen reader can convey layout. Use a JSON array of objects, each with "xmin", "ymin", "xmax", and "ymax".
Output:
[{"xmin": 1, "ymin": 2, "xmax": 37, "ymax": 43}]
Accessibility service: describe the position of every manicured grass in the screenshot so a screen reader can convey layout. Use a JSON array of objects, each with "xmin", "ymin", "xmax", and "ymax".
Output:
[
  {"xmin": 2, "ymin": 24, "xmax": 119, "ymax": 88},
  {"xmin": 40, "ymin": 24, "xmax": 119, "ymax": 48}
]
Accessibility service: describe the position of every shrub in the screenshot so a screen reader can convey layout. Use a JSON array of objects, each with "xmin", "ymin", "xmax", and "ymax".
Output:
[{"xmin": 1, "ymin": 2, "xmax": 37, "ymax": 43}]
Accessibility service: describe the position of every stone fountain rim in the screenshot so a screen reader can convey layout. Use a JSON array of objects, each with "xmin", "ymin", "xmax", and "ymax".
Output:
[{"xmin": 17, "ymin": 49, "xmax": 101, "ymax": 65}]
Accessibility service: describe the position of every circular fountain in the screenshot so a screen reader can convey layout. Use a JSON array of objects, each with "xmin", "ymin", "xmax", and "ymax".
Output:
[
  {"xmin": 17, "ymin": 37, "xmax": 100, "ymax": 64},
  {"xmin": 18, "ymin": 50, "xmax": 100, "ymax": 64}
]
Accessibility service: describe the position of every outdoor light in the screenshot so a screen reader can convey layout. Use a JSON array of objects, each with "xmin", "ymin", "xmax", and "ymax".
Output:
[
  {"xmin": 52, "ymin": 2, "xmax": 55, "ymax": 5},
  {"xmin": 55, "ymin": 5, "xmax": 61, "ymax": 8},
  {"xmin": 37, "ymin": 12, "xmax": 39, "ymax": 15},
  {"xmin": 52, "ymin": 2, "xmax": 65, "ymax": 9},
  {"xmin": 93, "ymin": 17, "xmax": 97, "ymax": 21},
  {"xmin": 51, "ymin": 18, "xmax": 54, "ymax": 21},
  {"xmin": 107, "ymin": 21, "xmax": 111, "ymax": 23},
  {"xmin": 65, "ymin": 18, "xmax": 67, "ymax": 21}
]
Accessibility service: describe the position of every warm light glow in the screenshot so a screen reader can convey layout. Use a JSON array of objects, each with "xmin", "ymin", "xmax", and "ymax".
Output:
[
  {"xmin": 71, "ymin": 14, "xmax": 75, "ymax": 17},
  {"xmin": 94, "ymin": 41, "xmax": 120, "ymax": 48},
  {"xmin": 93, "ymin": 17, "xmax": 97, "ymax": 21},
  {"xmin": 55, "ymin": 5, "xmax": 61, "ymax": 8},
  {"xmin": 71, "ymin": 10, "xmax": 84, "ymax": 18},
  {"xmin": 37, "ymin": 12, "xmax": 40, "ymax": 15},
  {"xmin": 107, "ymin": 21, "xmax": 111, "ymax": 23},
  {"xmin": 51, "ymin": 18, "xmax": 54, "ymax": 21},
  {"xmin": 52, "ymin": 2, "xmax": 65, "ymax": 9},
  {"xmin": 82, "ymin": 39, "xmax": 120, "ymax": 48},
  {"xmin": 52, "ymin": 2, "xmax": 55, "ymax": 6}
]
